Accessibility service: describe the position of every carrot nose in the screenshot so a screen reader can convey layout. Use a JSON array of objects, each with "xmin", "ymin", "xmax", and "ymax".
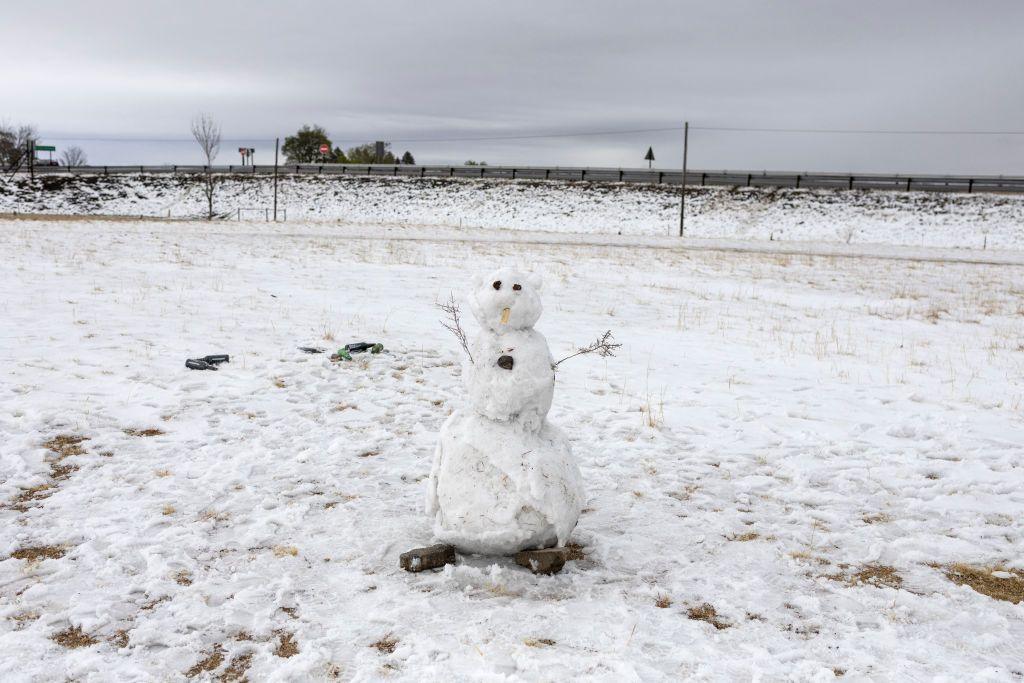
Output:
[{"xmin": 500, "ymin": 307, "xmax": 511, "ymax": 324}]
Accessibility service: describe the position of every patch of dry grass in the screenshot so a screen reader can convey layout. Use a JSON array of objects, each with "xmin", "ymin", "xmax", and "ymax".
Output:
[
  {"xmin": 686, "ymin": 603, "xmax": 731, "ymax": 630},
  {"xmin": 185, "ymin": 645, "xmax": 225, "ymax": 678},
  {"xmin": 219, "ymin": 653, "xmax": 253, "ymax": 682},
  {"xmin": 42, "ymin": 434, "xmax": 89, "ymax": 458},
  {"xmin": 11, "ymin": 545, "xmax": 66, "ymax": 561},
  {"xmin": 274, "ymin": 631, "xmax": 299, "ymax": 658},
  {"xmin": 124, "ymin": 427, "xmax": 165, "ymax": 437},
  {"xmin": 273, "ymin": 545, "xmax": 299, "ymax": 557},
  {"xmin": 728, "ymin": 532, "xmax": 760, "ymax": 542},
  {"xmin": 52, "ymin": 625, "xmax": 98, "ymax": 649},
  {"xmin": 655, "ymin": 595, "xmax": 672, "ymax": 609},
  {"xmin": 524, "ymin": 638, "xmax": 556, "ymax": 647},
  {"xmin": 945, "ymin": 563, "xmax": 1024, "ymax": 604},
  {"xmin": 564, "ymin": 542, "xmax": 586, "ymax": 561},
  {"xmin": 371, "ymin": 635, "xmax": 398, "ymax": 654},
  {"xmin": 827, "ymin": 564, "xmax": 903, "ymax": 590}
]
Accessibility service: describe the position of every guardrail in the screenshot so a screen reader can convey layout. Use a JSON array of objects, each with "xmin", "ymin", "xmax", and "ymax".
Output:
[{"xmin": 17, "ymin": 163, "xmax": 1024, "ymax": 194}]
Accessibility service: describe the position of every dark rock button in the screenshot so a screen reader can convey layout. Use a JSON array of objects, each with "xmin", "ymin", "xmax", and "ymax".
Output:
[{"xmin": 497, "ymin": 355, "xmax": 514, "ymax": 370}]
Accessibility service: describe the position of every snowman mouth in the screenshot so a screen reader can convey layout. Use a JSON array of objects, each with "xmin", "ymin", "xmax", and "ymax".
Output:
[{"xmin": 500, "ymin": 307, "xmax": 511, "ymax": 324}]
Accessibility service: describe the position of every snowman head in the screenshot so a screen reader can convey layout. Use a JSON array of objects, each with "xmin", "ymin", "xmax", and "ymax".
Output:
[{"xmin": 469, "ymin": 268, "xmax": 543, "ymax": 332}]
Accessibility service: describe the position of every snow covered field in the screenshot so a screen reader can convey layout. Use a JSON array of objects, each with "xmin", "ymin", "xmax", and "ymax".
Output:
[
  {"xmin": 3, "ymin": 173, "xmax": 1024, "ymax": 250},
  {"xmin": 2, "ymin": 217, "xmax": 1023, "ymax": 680}
]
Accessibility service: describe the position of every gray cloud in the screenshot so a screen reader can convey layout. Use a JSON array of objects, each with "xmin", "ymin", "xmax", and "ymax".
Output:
[{"xmin": 5, "ymin": 0, "xmax": 1023, "ymax": 172}]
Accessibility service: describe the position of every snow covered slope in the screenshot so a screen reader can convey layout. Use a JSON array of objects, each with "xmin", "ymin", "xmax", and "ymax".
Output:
[
  {"xmin": 2, "ymin": 173, "xmax": 1024, "ymax": 249},
  {"xmin": 1, "ymin": 218, "xmax": 1022, "ymax": 680}
]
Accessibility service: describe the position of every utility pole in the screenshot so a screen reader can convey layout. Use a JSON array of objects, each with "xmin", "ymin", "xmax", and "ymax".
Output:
[
  {"xmin": 273, "ymin": 137, "xmax": 279, "ymax": 222},
  {"xmin": 28, "ymin": 139, "xmax": 35, "ymax": 181},
  {"xmin": 679, "ymin": 121, "xmax": 688, "ymax": 237}
]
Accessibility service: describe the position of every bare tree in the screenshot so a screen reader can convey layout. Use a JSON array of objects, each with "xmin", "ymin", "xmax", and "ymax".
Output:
[
  {"xmin": 60, "ymin": 146, "xmax": 87, "ymax": 167},
  {"xmin": 191, "ymin": 113, "xmax": 221, "ymax": 219},
  {"xmin": 0, "ymin": 122, "xmax": 37, "ymax": 172}
]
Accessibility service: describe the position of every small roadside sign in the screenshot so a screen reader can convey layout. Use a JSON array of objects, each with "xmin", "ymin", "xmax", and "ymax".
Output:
[
  {"xmin": 319, "ymin": 143, "xmax": 330, "ymax": 154},
  {"xmin": 35, "ymin": 145, "xmax": 56, "ymax": 152}
]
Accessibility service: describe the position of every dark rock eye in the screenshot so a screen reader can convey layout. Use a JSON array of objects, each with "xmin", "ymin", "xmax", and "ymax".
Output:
[
  {"xmin": 513, "ymin": 283, "xmax": 522, "ymax": 291},
  {"xmin": 492, "ymin": 280, "xmax": 502, "ymax": 290}
]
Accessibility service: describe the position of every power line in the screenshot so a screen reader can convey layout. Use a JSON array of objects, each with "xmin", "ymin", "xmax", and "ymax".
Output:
[
  {"xmin": 692, "ymin": 126, "xmax": 1024, "ymax": 136},
  {"xmin": 37, "ymin": 124, "xmax": 1024, "ymax": 145}
]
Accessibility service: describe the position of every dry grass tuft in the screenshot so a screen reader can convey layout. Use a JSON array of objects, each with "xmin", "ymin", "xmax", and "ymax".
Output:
[
  {"xmin": 110, "ymin": 630, "xmax": 130, "ymax": 649},
  {"xmin": 219, "ymin": 653, "xmax": 253, "ymax": 682},
  {"xmin": 849, "ymin": 565, "xmax": 903, "ymax": 589},
  {"xmin": 43, "ymin": 434, "xmax": 89, "ymax": 458},
  {"xmin": 862, "ymin": 513, "xmax": 892, "ymax": 525},
  {"xmin": 273, "ymin": 545, "xmax": 299, "ymax": 557},
  {"xmin": 174, "ymin": 570, "xmax": 193, "ymax": 586},
  {"xmin": 273, "ymin": 377, "xmax": 287, "ymax": 388},
  {"xmin": 524, "ymin": 638, "xmax": 556, "ymax": 647},
  {"xmin": 274, "ymin": 631, "xmax": 300, "ymax": 658},
  {"xmin": 124, "ymin": 427, "xmax": 164, "ymax": 437},
  {"xmin": 371, "ymin": 635, "xmax": 399, "ymax": 654},
  {"xmin": 564, "ymin": 542, "xmax": 586, "ymax": 561},
  {"xmin": 686, "ymin": 603, "xmax": 731, "ymax": 630},
  {"xmin": 11, "ymin": 545, "xmax": 66, "ymax": 561},
  {"xmin": 9, "ymin": 483, "xmax": 56, "ymax": 510},
  {"xmin": 185, "ymin": 645, "xmax": 225, "ymax": 678},
  {"xmin": 728, "ymin": 532, "xmax": 760, "ymax": 542},
  {"xmin": 945, "ymin": 563, "xmax": 1024, "ymax": 604},
  {"xmin": 52, "ymin": 625, "xmax": 98, "ymax": 649},
  {"xmin": 827, "ymin": 564, "xmax": 903, "ymax": 590},
  {"xmin": 655, "ymin": 595, "xmax": 672, "ymax": 609}
]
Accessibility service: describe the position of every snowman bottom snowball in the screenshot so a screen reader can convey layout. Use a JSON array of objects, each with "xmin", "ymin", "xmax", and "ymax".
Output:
[{"xmin": 426, "ymin": 410, "xmax": 584, "ymax": 556}]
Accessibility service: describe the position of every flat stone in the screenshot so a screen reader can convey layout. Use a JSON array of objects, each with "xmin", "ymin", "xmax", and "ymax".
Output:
[
  {"xmin": 515, "ymin": 548, "xmax": 567, "ymax": 575},
  {"xmin": 400, "ymin": 544, "xmax": 456, "ymax": 572}
]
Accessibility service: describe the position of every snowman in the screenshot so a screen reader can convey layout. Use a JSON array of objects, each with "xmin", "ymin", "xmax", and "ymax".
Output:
[{"xmin": 426, "ymin": 267, "xmax": 585, "ymax": 556}]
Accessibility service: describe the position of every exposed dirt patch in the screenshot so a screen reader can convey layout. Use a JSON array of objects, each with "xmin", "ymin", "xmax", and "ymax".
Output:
[
  {"xmin": 124, "ymin": 427, "xmax": 165, "ymax": 437},
  {"xmin": 945, "ymin": 563, "xmax": 1024, "ymax": 604},
  {"xmin": 371, "ymin": 635, "xmax": 398, "ymax": 654},
  {"xmin": 274, "ymin": 631, "xmax": 299, "ymax": 658},
  {"xmin": 686, "ymin": 603, "xmax": 731, "ymax": 630},
  {"xmin": 11, "ymin": 545, "xmax": 66, "ymax": 561},
  {"xmin": 52, "ymin": 625, "xmax": 99, "ymax": 649}
]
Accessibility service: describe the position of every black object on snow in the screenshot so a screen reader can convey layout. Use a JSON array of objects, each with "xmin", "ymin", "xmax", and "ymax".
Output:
[
  {"xmin": 299, "ymin": 347, "xmax": 325, "ymax": 354},
  {"xmin": 345, "ymin": 342, "xmax": 376, "ymax": 353},
  {"xmin": 186, "ymin": 354, "xmax": 230, "ymax": 370}
]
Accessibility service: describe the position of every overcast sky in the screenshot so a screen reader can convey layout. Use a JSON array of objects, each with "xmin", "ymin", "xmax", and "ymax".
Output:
[{"xmin": 5, "ymin": 1, "xmax": 1023, "ymax": 172}]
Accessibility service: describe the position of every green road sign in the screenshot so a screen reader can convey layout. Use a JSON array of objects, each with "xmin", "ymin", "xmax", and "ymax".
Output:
[{"xmin": 35, "ymin": 145, "xmax": 56, "ymax": 151}]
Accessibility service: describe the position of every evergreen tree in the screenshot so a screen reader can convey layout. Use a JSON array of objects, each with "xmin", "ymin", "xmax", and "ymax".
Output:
[{"xmin": 401, "ymin": 150, "xmax": 415, "ymax": 165}]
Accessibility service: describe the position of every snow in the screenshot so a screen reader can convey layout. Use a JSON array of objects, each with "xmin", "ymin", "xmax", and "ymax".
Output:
[
  {"xmin": 1, "ymin": 216, "xmax": 1023, "ymax": 680},
  {"xmin": 3, "ymin": 173, "xmax": 1024, "ymax": 249}
]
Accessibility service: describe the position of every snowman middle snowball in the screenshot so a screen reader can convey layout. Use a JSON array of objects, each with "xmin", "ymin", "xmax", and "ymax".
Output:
[{"xmin": 426, "ymin": 267, "xmax": 585, "ymax": 555}]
